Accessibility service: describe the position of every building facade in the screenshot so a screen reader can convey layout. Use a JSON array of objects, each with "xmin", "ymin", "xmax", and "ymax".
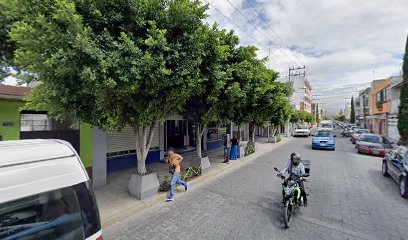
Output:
[
  {"xmin": 385, "ymin": 76, "xmax": 403, "ymax": 141},
  {"xmin": 358, "ymin": 88, "xmax": 370, "ymax": 128},
  {"xmin": 367, "ymin": 79, "xmax": 392, "ymax": 135},
  {"xmin": 284, "ymin": 76, "xmax": 314, "ymax": 114}
]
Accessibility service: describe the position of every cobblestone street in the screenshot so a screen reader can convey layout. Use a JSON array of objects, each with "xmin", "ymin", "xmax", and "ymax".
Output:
[{"xmin": 105, "ymin": 131, "xmax": 408, "ymax": 240}]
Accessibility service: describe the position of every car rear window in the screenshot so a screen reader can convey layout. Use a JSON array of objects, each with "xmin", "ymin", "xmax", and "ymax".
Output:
[
  {"xmin": 0, "ymin": 181, "xmax": 100, "ymax": 239},
  {"xmin": 359, "ymin": 135, "xmax": 381, "ymax": 143},
  {"xmin": 315, "ymin": 131, "xmax": 332, "ymax": 137},
  {"xmin": 356, "ymin": 130, "xmax": 369, "ymax": 134}
]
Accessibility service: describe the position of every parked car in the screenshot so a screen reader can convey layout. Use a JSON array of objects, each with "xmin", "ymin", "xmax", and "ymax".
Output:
[
  {"xmin": 382, "ymin": 146, "xmax": 408, "ymax": 198},
  {"xmin": 351, "ymin": 129, "xmax": 370, "ymax": 144},
  {"xmin": 293, "ymin": 125, "xmax": 310, "ymax": 137},
  {"xmin": 312, "ymin": 130, "xmax": 336, "ymax": 151},
  {"xmin": 0, "ymin": 140, "xmax": 103, "ymax": 240},
  {"xmin": 356, "ymin": 134, "xmax": 394, "ymax": 157}
]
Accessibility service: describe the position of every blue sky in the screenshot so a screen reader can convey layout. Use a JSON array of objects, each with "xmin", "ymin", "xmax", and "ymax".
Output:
[{"xmin": 204, "ymin": 0, "xmax": 408, "ymax": 113}]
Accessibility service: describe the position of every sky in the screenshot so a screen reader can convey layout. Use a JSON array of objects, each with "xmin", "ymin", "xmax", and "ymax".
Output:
[
  {"xmin": 4, "ymin": 0, "xmax": 408, "ymax": 114},
  {"xmin": 204, "ymin": 0, "xmax": 408, "ymax": 114}
]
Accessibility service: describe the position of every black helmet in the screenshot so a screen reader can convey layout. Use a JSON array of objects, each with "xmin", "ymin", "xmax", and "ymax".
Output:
[{"xmin": 290, "ymin": 152, "xmax": 301, "ymax": 166}]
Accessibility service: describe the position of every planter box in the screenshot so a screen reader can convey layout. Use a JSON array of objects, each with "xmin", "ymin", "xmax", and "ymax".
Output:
[
  {"xmin": 238, "ymin": 142, "xmax": 247, "ymax": 158},
  {"xmin": 128, "ymin": 173, "xmax": 160, "ymax": 200},
  {"xmin": 200, "ymin": 156, "xmax": 211, "ymax": 174},
  {"xmin": 246, "ymin": 141, "xmax": 256, "ymax": 150},
  {"xmin": 187, "ymin": 156, "xmax": 211, "ymax": 174}
]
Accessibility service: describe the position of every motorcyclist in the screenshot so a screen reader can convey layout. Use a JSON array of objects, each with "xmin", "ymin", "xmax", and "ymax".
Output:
[{"xmin": 277, "ymin": 152, "xmax": 308, "ymax": 207}]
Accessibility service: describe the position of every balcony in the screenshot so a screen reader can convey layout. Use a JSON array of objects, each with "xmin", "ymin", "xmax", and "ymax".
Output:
[{"xmin": 373, "ymin": 100, "xmax": 391, "ymax": 114}]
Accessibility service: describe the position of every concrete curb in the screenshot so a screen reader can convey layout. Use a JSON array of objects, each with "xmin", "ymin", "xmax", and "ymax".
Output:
[{"xmin": 101, "ymin": 137, "xmax": 294, "ymax": 229}]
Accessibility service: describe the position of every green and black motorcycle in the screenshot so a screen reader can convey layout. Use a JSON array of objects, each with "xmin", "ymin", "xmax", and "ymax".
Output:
[{"xmin": 274, "ymin": 167, "xmax": 309, "ymax": 228}]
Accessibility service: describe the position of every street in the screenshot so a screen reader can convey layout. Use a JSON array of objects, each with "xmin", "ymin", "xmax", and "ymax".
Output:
[{"xmin": 105, "ymin": 129, "xmax": 408, "ymax": 240}]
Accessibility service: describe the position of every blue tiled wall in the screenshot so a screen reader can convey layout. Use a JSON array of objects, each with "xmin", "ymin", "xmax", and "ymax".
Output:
[
  {"xmin": 107, "ymin": 150, "xmax": 161, "ymax": 173},
  {"xmin": 207, "ymin": 140, "xmax": 222, "ymax": 150}
]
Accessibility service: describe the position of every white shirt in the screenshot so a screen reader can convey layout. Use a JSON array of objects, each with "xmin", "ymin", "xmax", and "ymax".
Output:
[{"xmin": 280, "ymin": 160, "xmax": 306, "ymax": 177}]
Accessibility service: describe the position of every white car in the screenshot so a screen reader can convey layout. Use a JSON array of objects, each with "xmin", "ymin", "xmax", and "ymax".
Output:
[
  {"xmin": 293, "ymin": 125, "xmax": 311, "ymax": 137},
  {"xmin": 0, "ymin": 140, "xmax": 103, "ymax": 240}
]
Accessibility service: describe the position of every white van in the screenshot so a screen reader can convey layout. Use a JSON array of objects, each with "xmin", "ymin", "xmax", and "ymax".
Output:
[{"xmin": 0, "ymin": 140, "xmax": 102, "ymax": 240}]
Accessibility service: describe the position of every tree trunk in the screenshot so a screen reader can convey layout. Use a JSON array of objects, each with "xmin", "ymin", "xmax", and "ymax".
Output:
[
  {"xmin": 250, "ymin": 123, "xmax": 256, "ymax": 143},
  {"xmin": 133, "ymin": 123, "xmax": 156, "ymax": 175},
  {"xmin": 237, "ymin": 125, "xmax": 241, "ymax": 141},
  {"xmin": 196, "ymin": 124, "xmax": 205, "ymax": 158}
]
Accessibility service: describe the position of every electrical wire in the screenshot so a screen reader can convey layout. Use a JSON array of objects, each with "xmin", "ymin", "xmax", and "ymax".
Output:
[
  {"xmin": 245, "ymin": 0, "xmax": 305, "ymax": 66},
  {"xmin": 202, "ymin": 0, "xmax": 294, "ymax": 69},
  {"xmin": 223, "ymin": 0, "xmax": 299, "ymax": 67}
]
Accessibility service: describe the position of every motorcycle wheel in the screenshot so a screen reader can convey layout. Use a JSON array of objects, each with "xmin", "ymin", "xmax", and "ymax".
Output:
[{"xmin": 283, "ymin": 201, "xmax": 292, "ymax": 228}]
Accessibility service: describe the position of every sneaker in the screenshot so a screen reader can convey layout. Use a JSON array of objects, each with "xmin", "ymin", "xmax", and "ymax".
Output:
[
  {"xmin": 166, "ymin": 198, "xmax": 173, "ymax": 202},
  {"xmin": 185, "ymin": 182, "xmax": 189, "ymax": 191},
  {"xmin": 303, "ymin": 201, "xmax": 308, "ymax": 207}
]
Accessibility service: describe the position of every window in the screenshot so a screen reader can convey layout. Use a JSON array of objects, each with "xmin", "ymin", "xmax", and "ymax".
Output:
[
  {"xmin": 0, "ymin": 181, "xmax": 100, "ymax": 239},
  {"xmin": 315, "ymin": 131, "xmax": 332, "ymax": 137},
  {"xmin": 376, "ymin": 89, "xmax": 386, "ymax": 102},
  {"xmin": 359, "ymin": 135, "xmax": 381, "ymax": 143}
]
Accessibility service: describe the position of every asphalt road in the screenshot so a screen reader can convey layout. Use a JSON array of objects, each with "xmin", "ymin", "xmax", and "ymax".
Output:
[{"xmin": 105, "ymin": 128, "xmax": 408, "ymax": 240}]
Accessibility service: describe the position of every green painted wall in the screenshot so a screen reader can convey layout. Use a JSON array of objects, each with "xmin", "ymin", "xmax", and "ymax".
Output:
[
  {"xmin": 0, "ymin": 100, "xmax": 24, "ymax": 140},
  {"xmin": 80, "ymin": 123, "xmax": 93, "ymax": 167}
]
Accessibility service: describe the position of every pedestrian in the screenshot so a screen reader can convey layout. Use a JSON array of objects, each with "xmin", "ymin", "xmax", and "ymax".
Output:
[
  {"xmin": 165, "ymin": 148, "xmax": 188, "ymax": 202},
  {"xmin": 230, "ymin": 135, "xmax": 239, "ymax": 160}
]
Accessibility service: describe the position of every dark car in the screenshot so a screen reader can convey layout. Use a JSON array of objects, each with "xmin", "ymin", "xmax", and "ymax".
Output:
[
  {"xmin": 350, "ymin": 129, "xmax": 369, "ymax": 144},
  {"xmin": 356, "ymin": 134, "xmax": 394, "ymax": 157},
  {"xmin": 382, "ymin": 146, "xmax": 408, "ymax": 198}
]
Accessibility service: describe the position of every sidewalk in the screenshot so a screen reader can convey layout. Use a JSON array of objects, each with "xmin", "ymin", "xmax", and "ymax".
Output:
[{"xmin": 94, "ymin": 137, "xmax": 293, "ymax": 228}]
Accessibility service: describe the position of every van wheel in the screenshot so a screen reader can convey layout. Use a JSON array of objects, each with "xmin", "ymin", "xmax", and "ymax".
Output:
[
  {"xmin": 382, "ymin": 161, "xmax": 389, "ymax": 177},
  {"xmin": 400, "ymin": 178, "xmax": 408, "ymax": 199}
]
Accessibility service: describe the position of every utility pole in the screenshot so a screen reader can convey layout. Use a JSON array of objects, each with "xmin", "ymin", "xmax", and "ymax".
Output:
[{"xmin": 288, "ymin": 66, "xmax": 306, "ymax": 83}]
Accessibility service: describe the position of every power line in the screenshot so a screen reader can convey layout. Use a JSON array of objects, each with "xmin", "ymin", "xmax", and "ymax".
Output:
[
  {"xmin": 203, "ymin": 0, "xmax": 293, "ymax": 69},
  {"xmin": 223, "ymin": 0, "xmax": 299, "ymax": 67},
  {"xmin": 245, "ymin": 0, "xmax": 305, "ymax": 66}
]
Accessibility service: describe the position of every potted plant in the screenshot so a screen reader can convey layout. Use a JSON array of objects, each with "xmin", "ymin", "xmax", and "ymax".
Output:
[{"xmin": 376, "ymin": 101, "xmax": 384, "ymax": 111}]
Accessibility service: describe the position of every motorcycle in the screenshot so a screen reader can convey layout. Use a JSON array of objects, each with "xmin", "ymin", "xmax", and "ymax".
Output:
[
  {"xmin": 341, "ymin": 128, "xmax": 351, "ymax": 137},
  {"xmin": 274, "ymin": 167, "xmax": 309, "ymax": 228}
]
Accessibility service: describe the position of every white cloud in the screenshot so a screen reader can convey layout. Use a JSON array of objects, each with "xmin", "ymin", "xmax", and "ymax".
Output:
[{"xmin": 205, "ymin": 0, "xmax": 408, "ymax": 113}]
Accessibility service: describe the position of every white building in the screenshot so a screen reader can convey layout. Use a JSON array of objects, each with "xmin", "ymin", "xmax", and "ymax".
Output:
[
  {"xmin": 385, "ymin": 76, "xmax": 403, "ymax": 141},
  {"xmin": 281, "ymin": 76, "xmax": 313, "ymax": 114},
  {"xmin": 344, "ymin": 103, "xmax": 351, "ymax": 121}
]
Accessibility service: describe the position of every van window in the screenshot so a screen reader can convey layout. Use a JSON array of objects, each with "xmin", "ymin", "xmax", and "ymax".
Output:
[{"xmin": 0, "ymin": 181, "xmax": 100, "ymax": 239}]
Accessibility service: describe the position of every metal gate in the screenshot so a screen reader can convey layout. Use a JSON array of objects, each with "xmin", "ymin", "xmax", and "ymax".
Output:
[{"xmin": 20, "ymin": 130, "xmax": 80, "ymax": 153}]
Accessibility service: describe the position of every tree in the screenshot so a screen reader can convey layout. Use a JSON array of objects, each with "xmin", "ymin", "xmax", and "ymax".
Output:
[
  {"xmin": 270, "ymin": 95, "xmax": 292, "ymax": 137},
  {"xmin": 182, "ymin": 24, "xmax": 235, "ymax": 158},
  {"xmin": 221, "ymin": 44, "xmax": 279, "ymax": 143},
  {"xmin": 225, "ymin": 56, "xmax": 279, "ymax": 143},
  {"xmin": 399, "ymin": 34, "xmax": 408, "ymax": 144},
  {"xmin": 335, "ymin": 114, "xmax": 346, "ymax": 122},
  {"xmin": 350, "ymin": 96, "xmax": 356, "ymax": 124},
  {"xmin": 3, "ymin": 0, "xmax": 208, "ymax": 175},
  {"xmin": 315, "ymin": 103, "xmax": 320, "ymax": 123}
]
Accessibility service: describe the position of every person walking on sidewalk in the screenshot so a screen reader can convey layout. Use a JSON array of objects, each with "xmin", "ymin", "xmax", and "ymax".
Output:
[
  {"xmin": 165, "ymin": 148, "xmax": 188, "ymax": 201},
  {"xmin": 230, "ymin": 135, "xmax": 239, "ymax": 160}
]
